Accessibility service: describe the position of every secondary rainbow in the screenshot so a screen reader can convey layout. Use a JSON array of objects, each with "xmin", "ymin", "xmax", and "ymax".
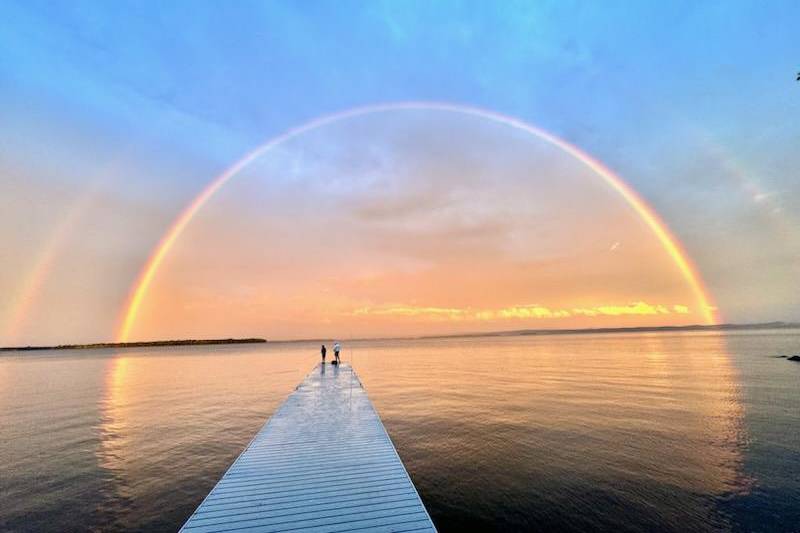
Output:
[
  {"xmin": 4, "ymin": 182, "xmax": 102, "ymax": 342},
  {"xmin": 116, "ymin": 102, "xmax": 718, "ymax": 341}
]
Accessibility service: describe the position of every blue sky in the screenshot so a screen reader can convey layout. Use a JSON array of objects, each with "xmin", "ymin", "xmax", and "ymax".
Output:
[
  {"xmin": 4, "ymin": 1, "xmax": 797, "ymax": 158},
  {"xmin": 1, "ymin": 1, "xmax": 798, "ymax": 342}
]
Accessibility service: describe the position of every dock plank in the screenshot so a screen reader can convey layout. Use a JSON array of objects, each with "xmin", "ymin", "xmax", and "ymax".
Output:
[{"xmin": 181, "ymin": 364, "xmax": 436, "ymax": 532}]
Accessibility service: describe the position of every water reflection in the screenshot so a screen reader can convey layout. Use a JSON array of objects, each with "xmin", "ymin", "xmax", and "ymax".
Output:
[
  {"xmin": 3, "ymin": 333, "xmax": 796, "ymax": 533},
  {"xmin": 0, "ymin": 353, "xmax": 110, "ymax": 532},
  {"xmin": 353, "ymin": 333, "xmax": 747, "ymax": 531},
  {"xmin": 93, "ymin": 345, "xmax": 316, "ymax": 531}
]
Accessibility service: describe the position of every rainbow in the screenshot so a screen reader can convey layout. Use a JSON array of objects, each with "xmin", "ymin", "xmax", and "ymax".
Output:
[
  {"xmin": 116, "ymin": 102, "xmax": 718, "ymax": 341},
  {"xmin": 4, "ymin": 182, "xmax": 102, "ymax": 342}
]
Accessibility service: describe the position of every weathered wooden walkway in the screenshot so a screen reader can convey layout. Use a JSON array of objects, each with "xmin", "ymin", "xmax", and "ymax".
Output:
[{"xmin": 180, "ymin": 363, "xmax": 436, "ymax": 532}]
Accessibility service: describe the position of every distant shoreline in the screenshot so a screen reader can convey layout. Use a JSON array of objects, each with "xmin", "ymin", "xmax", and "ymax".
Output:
[
  {"xmin": 3, "ymin": 322, "xmax": 798, "ymax": 352},
  {"xmin": 420, "ymin": 321, "xmax": 800, "ymax": 340},
  {"xmin": 0, "ymin": 338, "xmax": 267, "ymax": 352}
]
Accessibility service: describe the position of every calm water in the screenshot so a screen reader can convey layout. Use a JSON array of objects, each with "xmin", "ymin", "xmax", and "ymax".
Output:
[{"xmin": 1, "ymin": 331, "xmax": 798, "ymax": 532}]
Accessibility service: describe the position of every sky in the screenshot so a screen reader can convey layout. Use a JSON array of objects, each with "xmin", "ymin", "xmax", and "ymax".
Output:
[{"xmin": 0, "ymin": 1, "xmax": 798, "ymax": 344}]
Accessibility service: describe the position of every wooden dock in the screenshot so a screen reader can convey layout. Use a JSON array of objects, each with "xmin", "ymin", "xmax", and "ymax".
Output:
[{"xmin": 180, "ymin": 363, "xmax": 437, "ymax": 532}]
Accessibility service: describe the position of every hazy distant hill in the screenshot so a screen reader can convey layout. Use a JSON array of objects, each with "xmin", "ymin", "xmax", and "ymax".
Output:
[{"xmin": 419, "ymin": 321, "xmax": 800, "ymax": 340}]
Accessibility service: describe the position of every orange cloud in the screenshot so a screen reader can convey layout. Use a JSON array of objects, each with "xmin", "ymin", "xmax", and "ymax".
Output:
[
  {"xmin": 572, "ymin": 301, "xmax": 670, "ymax": 317},
  {"xmin": 353, "ymin": 306, "xmax": 468, "ymax": 320},
  {"xmin": 351, "ymin": 301, "xmax": 692, "ymax": 321}
]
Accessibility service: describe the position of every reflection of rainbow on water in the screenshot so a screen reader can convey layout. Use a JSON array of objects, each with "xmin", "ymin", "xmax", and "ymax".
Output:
[
  {"xmin": 116, "ymin": 102, "xmax": 719, "ymax": 342},
  {"xmin": 97, "ymin": 335, "xmax": 746, "ymax": 515}
]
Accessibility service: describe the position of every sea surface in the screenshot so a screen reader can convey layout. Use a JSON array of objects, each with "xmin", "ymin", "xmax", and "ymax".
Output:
[{"xmin": 1, "ymin": 330, "xmax": 798, "ymax": 532}]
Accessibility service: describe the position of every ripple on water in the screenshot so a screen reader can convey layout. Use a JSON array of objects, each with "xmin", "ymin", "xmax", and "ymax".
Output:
[{"xmin": 1, "ymin": 332, "xmax": 799, "ymax": 532}]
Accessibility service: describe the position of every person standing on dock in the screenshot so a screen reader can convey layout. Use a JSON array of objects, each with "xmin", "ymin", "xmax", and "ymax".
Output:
[
  {"xmin": 320, "ymin": 344, "xmax": 327, "ymax": 363},
  {"xmin": 333, "ymin": 342, "xmax": 341, "ymax": 364}
]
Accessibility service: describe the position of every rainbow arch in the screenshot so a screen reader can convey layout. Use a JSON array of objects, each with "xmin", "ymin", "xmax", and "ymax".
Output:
[
  {"xmin": 116, "ymin": 102, "xmax": 718, "ymax": 341},
  {"xmin": 4, "ymin": 181, "xmax": 103, "ymax": 343}
]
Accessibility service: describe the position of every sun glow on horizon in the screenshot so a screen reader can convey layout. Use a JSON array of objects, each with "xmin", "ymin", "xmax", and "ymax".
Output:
[{"xmin": 352, "ymin": 301, "xmax": 698, "ymax": 321}]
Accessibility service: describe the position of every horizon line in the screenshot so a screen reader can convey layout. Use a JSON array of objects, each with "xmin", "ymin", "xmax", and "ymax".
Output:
[{"xmin": 5, "ymin": 321, "xmax": 798, "ymax": 352}]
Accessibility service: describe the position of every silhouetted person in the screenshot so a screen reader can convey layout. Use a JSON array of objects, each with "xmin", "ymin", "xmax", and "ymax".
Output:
[
  {"xmin": 333, "ymin": 341, "xmax": 341, "ymax": 364},
  {"xmin": 321, "ymin": 344, "xmax": 327, "ymax": 363}
]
